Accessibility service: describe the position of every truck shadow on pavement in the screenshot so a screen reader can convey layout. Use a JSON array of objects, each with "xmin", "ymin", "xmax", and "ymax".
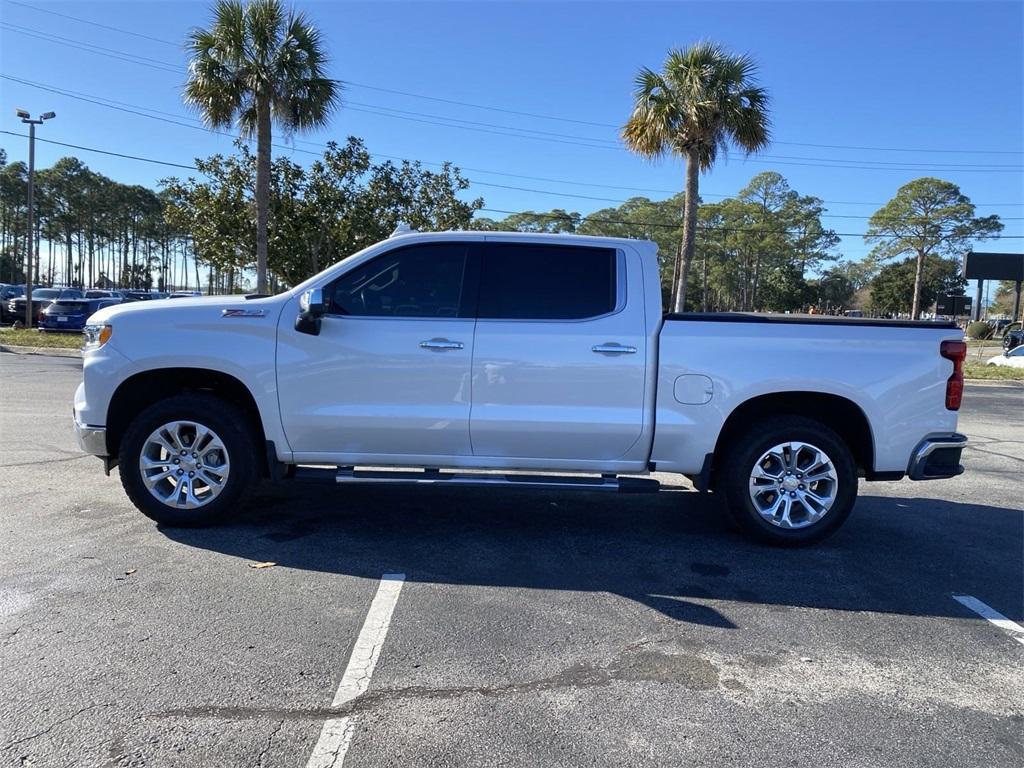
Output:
[{"xmin": 162, "ymin": 484, "xmax": 1023, "ymax": 624}]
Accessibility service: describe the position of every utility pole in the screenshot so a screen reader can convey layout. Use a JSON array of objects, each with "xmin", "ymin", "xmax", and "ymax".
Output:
[{"xmin": 15, "ymin": 109, "xmax": 55, "ymax": 328}]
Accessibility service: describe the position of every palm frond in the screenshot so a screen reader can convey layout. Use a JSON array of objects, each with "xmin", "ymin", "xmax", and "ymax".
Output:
[
  {"xmin": 624, "ymin": 41, "xmax": 771, "ymax": 168},
  {"xmin": 184, "ymin": 0, "xmax": 338, "ymax": 138}
]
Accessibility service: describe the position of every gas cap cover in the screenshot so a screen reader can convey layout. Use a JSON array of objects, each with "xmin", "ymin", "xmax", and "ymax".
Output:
[{"xmin": 674, "ymin": 374, "xmax": 714, "ymax": 405}]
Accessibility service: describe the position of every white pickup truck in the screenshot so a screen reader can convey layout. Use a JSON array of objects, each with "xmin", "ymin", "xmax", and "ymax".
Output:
[{"xmin": 74, "ymin": 231, "xmax": 968, "ymax": 545}]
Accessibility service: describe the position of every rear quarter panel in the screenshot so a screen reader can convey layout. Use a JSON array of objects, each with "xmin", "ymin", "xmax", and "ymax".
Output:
[{"xmin": 651, "ymin": 320, "xmax": 962, "ymax": 474}]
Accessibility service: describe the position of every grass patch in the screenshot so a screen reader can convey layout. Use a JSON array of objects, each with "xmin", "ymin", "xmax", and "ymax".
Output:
[
  {"xmin": 964, "ymin": 360, "xmax": 1024, "ymax": 381},
  {"xmin": 0, "ymin": 327, "xmax": 83, "ymax": 349}
]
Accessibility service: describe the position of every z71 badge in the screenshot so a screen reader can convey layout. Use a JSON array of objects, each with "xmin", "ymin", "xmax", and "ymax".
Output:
[{"xmin": 221, "ymin": 308, "xmax": 266, "ymax": 318}]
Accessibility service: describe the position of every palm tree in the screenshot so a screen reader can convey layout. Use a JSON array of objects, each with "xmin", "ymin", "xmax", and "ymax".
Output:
[
  {"xmin": 185, "ymin": 0, "xmax": 338, "ymax": 294},
  {"xmin": 623, "ymin": 42, "xmax": 770, "ymax": 313}
]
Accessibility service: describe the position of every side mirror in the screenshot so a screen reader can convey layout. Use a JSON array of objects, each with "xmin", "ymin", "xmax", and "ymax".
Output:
[{"xmin": 295, "ymin": 288, "xmax": 327, "ymax": 335}]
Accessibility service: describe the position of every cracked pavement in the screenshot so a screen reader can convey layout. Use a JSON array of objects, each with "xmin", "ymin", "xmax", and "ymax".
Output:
[{"xmin": 0, "ymin": 353, "xmax": 1021, "ymax": 767}]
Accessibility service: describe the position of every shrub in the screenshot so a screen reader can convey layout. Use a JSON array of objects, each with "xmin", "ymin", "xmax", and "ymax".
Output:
[{"xmin": 966, "ymin": 321, "xmax": 992, "ymax": 339}]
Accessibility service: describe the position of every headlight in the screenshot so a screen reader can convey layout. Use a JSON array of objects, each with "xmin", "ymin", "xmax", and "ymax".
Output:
[{"xmin": 82, "ymin": 324, "xmax": 112, "ymax": 351}]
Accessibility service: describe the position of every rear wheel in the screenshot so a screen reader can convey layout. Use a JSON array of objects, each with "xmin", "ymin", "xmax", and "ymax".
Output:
[
  {"xmin": 118, "ymin": 394, "xmax": 258, "ymax": 526},
  {"xmin": 716, "ymin": 416, "xmax": 858, "ymax": 546}
]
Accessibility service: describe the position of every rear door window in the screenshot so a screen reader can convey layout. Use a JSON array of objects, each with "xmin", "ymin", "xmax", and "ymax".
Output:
[{"xmin": 478, "ymin": 243, "xmax": 617, "ymax": 320}]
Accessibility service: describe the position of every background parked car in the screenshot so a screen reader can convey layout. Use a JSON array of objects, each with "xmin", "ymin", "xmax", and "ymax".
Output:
[
  {"xmin": 39, "ymin": 297, "xmax": 122, "ymax": 332},
  {"xmin": 1002, "ymin": 322, "xmax": 1022, "ymax": 353},
  {"xmin": 84, "ymin": 289, "xmax": 123, "ymax": 300},
  {"xmin": 0, "ymin": 284, "xmax": 25, "ymax": 323},
  {"xmin": 168, "ymin": 290, "xmax": 203, "ymax": 299},
  {"xmin": 120, "ymin": 290, "xmax": 161, "ymax": 302},
  {"xmin": 986, "ymin": 345, "xmax": 1024, "ymax": 368},
  {"xmin": 7, "ymin": 287, "xmax": 84, "ymax": 326}
]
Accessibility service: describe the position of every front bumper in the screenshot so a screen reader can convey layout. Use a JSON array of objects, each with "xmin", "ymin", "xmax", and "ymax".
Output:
[
  {"xmin": 908, "ymin": 433, "xmax": 967, "ymax": 480},
  {"xmin": 74, "ymin": 413, "xmax": 108, "ymax": 457}
]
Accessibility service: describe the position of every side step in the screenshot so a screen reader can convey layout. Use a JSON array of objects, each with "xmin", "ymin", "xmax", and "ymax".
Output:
[{"xmin": 292, "ymin": 466, "xmax": 659, "ymax": 493}]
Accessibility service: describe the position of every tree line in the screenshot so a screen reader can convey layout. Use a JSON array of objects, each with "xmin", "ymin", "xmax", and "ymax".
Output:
[
  {"xmin": 0, "ymin": 139, "xmax": 480, "ymax": 294},
  {"xmin": 0, "ymin": 148, "xmax": 177, "ymax": 291},
  {"xmin": 474, "ymin": 173, "xmax": 1003, "ymax": 316}
]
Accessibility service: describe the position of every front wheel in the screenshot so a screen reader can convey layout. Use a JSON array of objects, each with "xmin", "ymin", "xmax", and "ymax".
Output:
[
  {"xmin": 118, "ymin": 394, "xmax": 259, "ymax": 526},
  {"xmin": 715, "ymin": 416, "xmax": 858, "ymax": 546}
]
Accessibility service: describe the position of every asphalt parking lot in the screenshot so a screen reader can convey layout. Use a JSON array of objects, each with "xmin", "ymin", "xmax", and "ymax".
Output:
[{"xmin": 1, "ymin": 352, "xmax": 1021, "ymax": 768}]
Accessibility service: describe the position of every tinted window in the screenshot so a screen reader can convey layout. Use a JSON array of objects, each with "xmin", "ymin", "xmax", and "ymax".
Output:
[
  {"xmin": 328, "ymin": 244, "xmax": 468, "ymax": 318},
  {"xmin": 478, "ymin": 244, "xmax": 617, "ymax": 320},
  {"xmin": 51, "ymin": 301, "xmax": 87, "ymax": 312}
]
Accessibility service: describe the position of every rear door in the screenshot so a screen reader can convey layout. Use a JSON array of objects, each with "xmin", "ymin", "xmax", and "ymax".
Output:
[{"xmin": 469, "ymin": 241, "xmax": 648, "ymax": 461}]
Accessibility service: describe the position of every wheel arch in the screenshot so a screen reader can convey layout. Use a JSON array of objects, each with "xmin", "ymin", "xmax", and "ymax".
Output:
[
  {"xmin": 106, "ymin": 367, "xmax": 269, "ymax": 476},
  {"xmin": 711, "ymin": 391, "xmax": 876, "ymax": 482}
]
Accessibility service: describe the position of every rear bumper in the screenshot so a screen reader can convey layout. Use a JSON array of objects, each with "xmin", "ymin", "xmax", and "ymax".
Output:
[
  {"xmin": 908, "ymin": 433, "xmax": 967, "ymax": 480},
  {"xmin": 40, "ymin": 320, "xmax": 86, "ymax": 331}
]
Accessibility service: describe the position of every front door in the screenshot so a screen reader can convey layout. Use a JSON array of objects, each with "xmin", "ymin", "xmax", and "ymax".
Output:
[
  {"xmin": 469, "ymin": 241, "xmax": 648, "ymax": 462},
  {"xmin": 277, "ymin": 242, "xmax": 477, "ymax": 458}
]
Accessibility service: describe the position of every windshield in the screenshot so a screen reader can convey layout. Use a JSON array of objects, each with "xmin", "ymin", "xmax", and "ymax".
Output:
[{"xmin": 33, "ymin": 289, "xmax": 62, "ymax": 299}]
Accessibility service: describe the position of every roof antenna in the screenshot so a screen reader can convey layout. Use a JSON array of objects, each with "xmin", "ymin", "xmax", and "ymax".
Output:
[{"xmin": 390, "ymin": 222, "xmax": 415, "ymax": 237}]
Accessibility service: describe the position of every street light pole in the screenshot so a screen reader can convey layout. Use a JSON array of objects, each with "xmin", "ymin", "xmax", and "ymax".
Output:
[{"xmin": 16, "ymin": 109, "xmax": 55, "ymax": 328}]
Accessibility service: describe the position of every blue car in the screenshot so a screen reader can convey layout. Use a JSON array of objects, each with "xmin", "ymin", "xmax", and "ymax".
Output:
[{"xmin": 39, "ymin": 297, "xmax": 121, "ymax": 332}]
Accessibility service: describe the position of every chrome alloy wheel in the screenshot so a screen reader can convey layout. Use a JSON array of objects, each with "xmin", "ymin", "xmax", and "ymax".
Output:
[
  {"xmin": 139, "ymin": 420, "xmax": 231, "ymax": 509},
  {"xmin": 748, "ymin": 441, "xmax": 839, "ymax": 529}
]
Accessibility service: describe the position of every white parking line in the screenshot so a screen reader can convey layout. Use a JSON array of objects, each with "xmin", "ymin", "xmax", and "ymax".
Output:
[
  {"xmin": 952, "ymin": 594, "xmax": 1024, "ymax": 647},
  {"xmin": 306, "ymin": 573, "xmax": 407, "ymax": 768}
]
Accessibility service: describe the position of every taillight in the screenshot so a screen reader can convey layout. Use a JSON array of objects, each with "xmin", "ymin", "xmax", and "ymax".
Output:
[{"xmin": 940, "ymin": 340, "xmax": 967, "ymax": 410}]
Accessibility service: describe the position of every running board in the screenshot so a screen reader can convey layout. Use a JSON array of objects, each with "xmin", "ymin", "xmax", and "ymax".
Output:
[{"xmin": 292, "ymin": 466, "xmax": 659, "ymax": 493}]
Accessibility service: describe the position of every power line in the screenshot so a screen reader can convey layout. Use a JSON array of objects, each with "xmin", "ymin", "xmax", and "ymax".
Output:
[
  {"xmin": 5, "ymin": 0, "xmax": 181, "ymax": 47},
  {"xmin": 343, "ymin": 79, "xmax": 1024, "ymax": 156},
  {"xmin": 344, "ymin": 106, "xmax": 620, "ymax": 151},
  {"xmin": 477, "ymin": 207, "xmax": 1024, "ymax": 239},
  {"xmin": 346, "ymin": 101, "xmax": 619, "ymax": 145},
  {"xmin": 6, "ymin": 8, "xmax": 1022, "ymax": 157},
  {"xmin": 346, "ymin": 101, "xmax": 1024, "ymax": 170},
  {"xmin": 0, "ymin": 23, "xmax": 181, "ymax": 74},
  {"xmin": 4, "ymin": 75, "xmax": 1024, "ymax": 217},
  {"xmin": 5, "ymin": 22, "xmax": 1024, "ymax": 170},
  {"xmin": 0, "ymin": 130, "xmax": 198, "ymax": 170},
  {"xmin": 348, "ymin": 100, "xmax": 1024, "ymax": 169},
  {"xmin": 342, "ymin": 80, "xmax": 618, "ymax": 129}
]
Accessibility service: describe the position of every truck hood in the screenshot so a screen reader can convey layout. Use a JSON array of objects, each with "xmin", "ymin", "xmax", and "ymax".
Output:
[{"xmin": 88, "ymin": 294, "xmax": 286, "ymax": 325}]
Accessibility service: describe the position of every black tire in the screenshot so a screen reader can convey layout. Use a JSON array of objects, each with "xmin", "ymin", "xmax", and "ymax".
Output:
[
  {"xmin": 118, "ymin": 393, "xmax": 259, "ymax": 526},
  {"xmin": 715, "ymin": 415, "xmax": 858, "ymax": 547}
]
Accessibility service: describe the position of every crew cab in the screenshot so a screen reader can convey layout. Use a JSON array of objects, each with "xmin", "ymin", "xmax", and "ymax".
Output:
[{"xmin": 73, "ymin": 231, "xmax": 968, "ymax": 545}]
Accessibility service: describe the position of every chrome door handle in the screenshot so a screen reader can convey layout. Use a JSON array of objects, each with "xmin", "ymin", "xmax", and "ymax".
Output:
[
  {"xmin": 592, "ymin": 343, "xmax": 637, "ymax": 354},
  {"xmin": 420, "ymin": 339, "xmax": 464, "ymax": 350}
]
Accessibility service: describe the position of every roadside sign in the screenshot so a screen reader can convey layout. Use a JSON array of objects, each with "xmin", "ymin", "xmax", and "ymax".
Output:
[
  {"xmin": 964, "ymin": 252, "xmax": 1024, "ymax": 281},
  {"xmin": 936, "ymin": 295, "xmax": 973, "ymax": 316}
]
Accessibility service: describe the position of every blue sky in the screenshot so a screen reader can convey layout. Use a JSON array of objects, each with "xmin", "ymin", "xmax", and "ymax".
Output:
[{"xmin": 1, "ymin": 0, "xmax": 1022, "ymax": 271}]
